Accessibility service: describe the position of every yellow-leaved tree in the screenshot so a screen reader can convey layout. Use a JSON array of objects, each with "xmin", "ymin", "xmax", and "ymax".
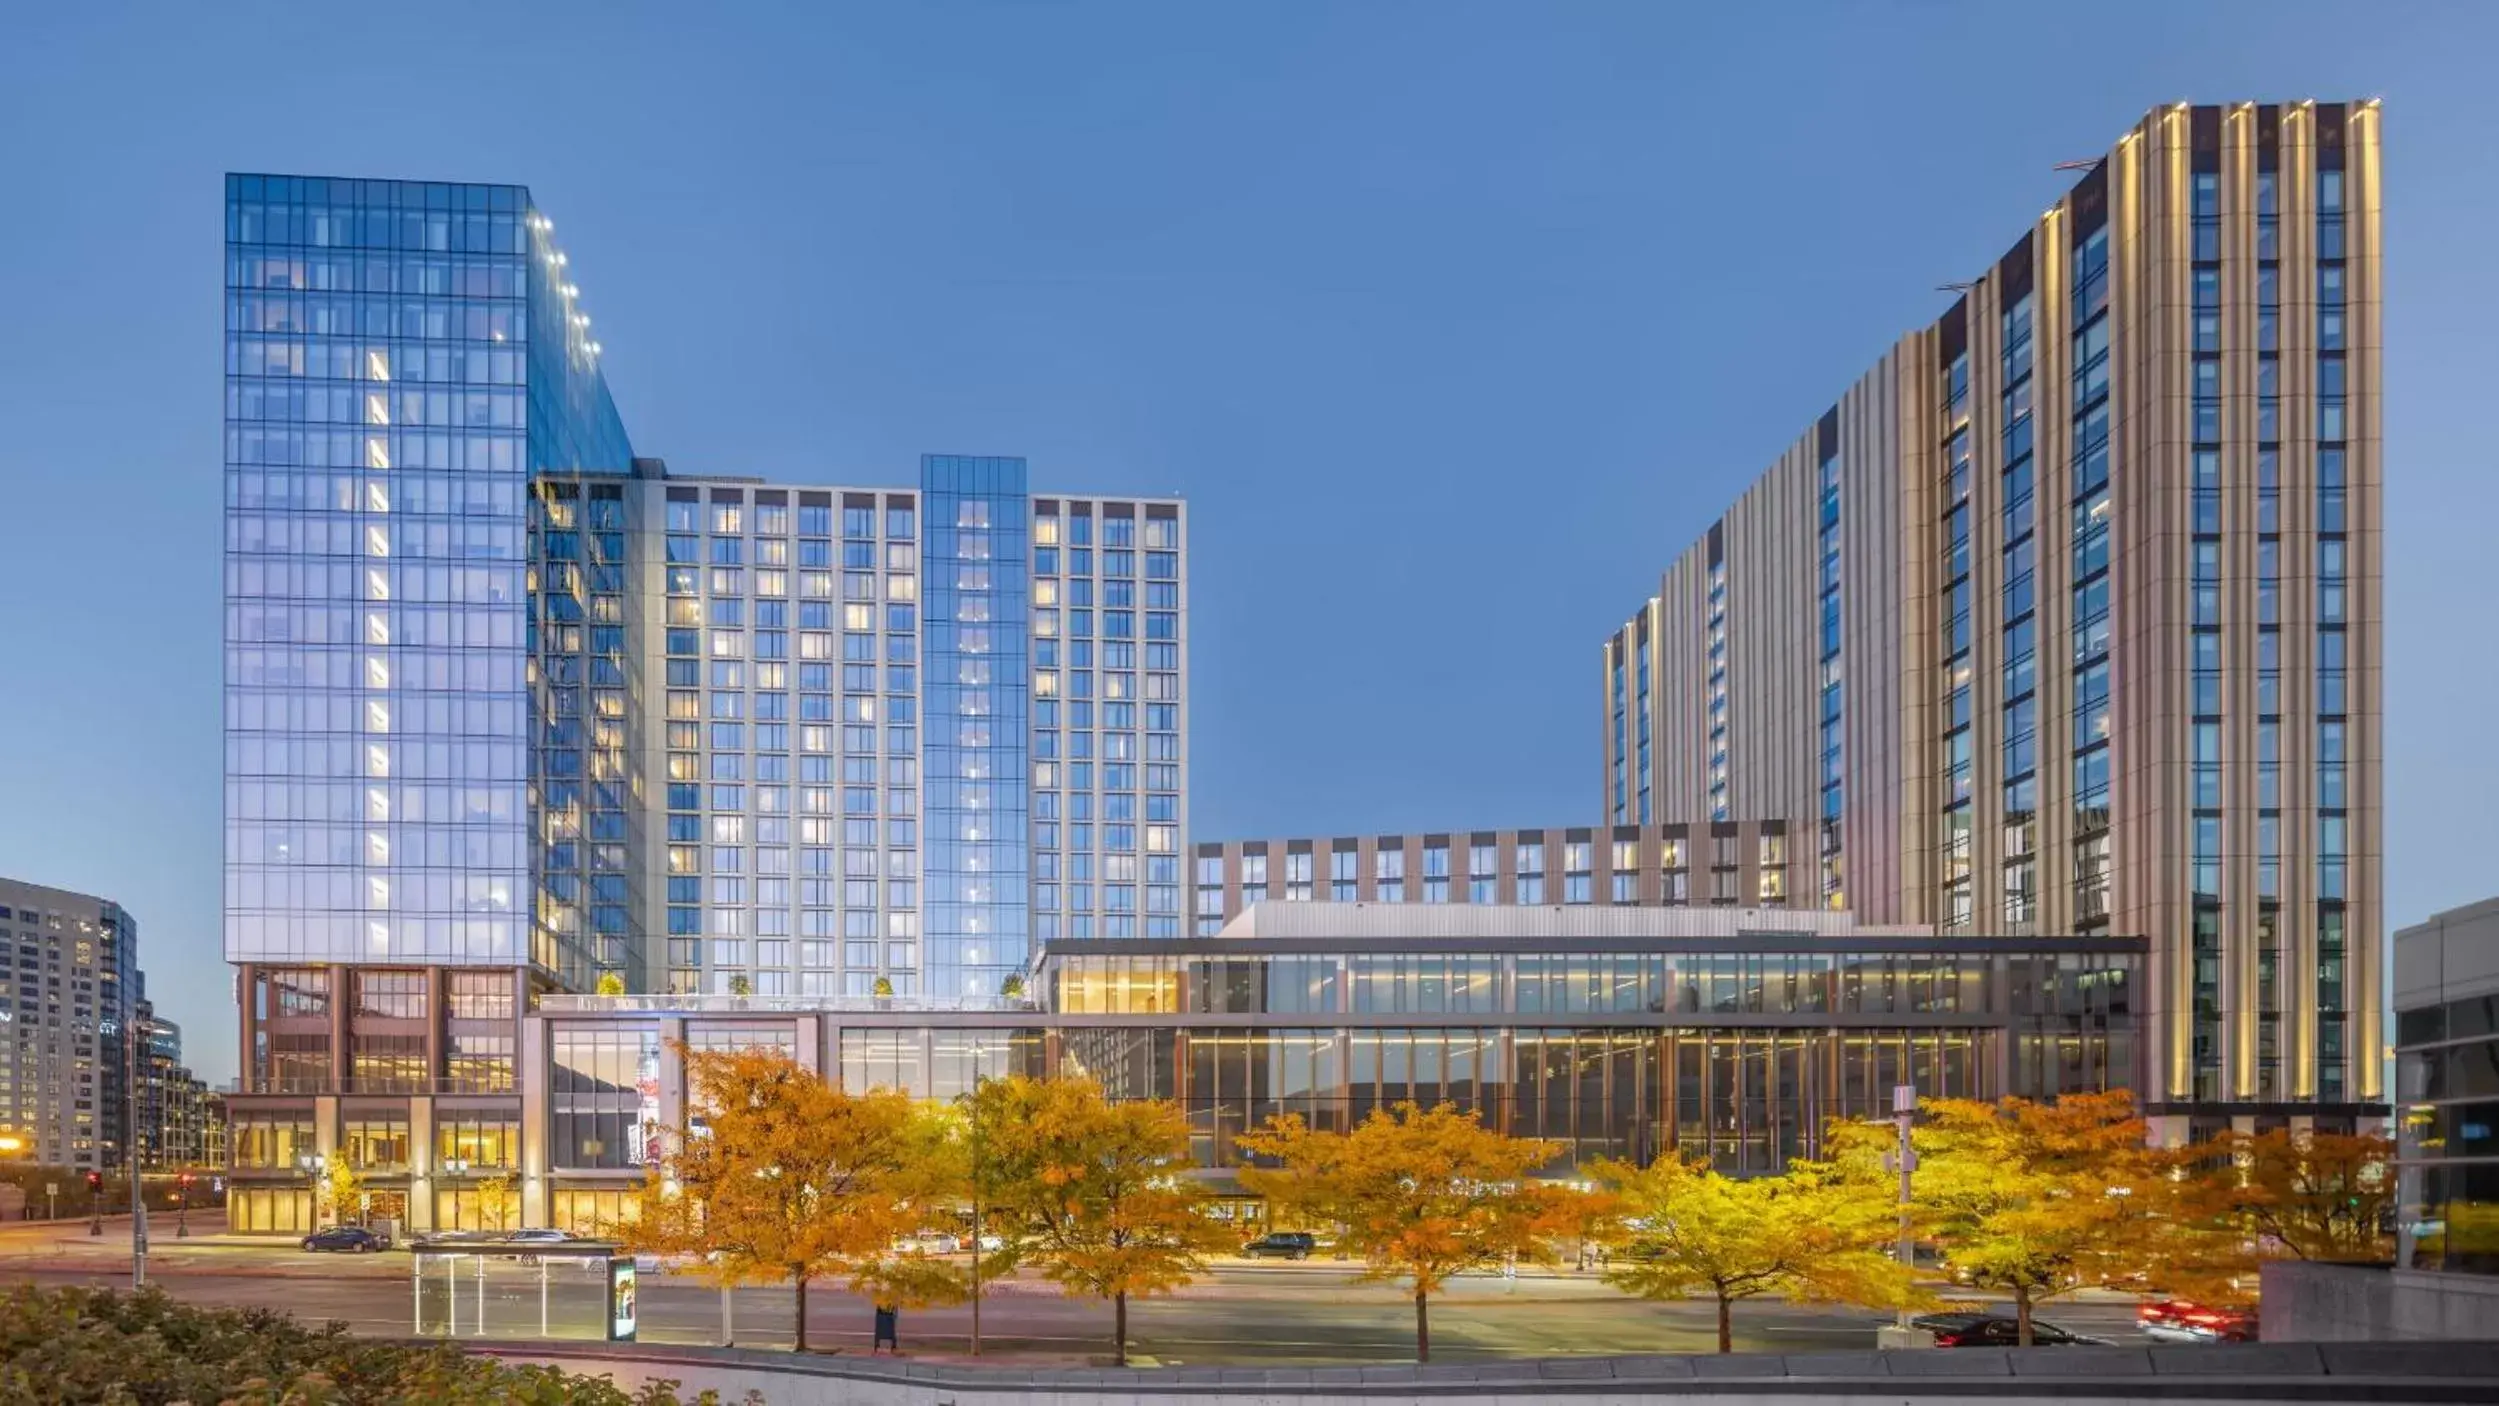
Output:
[
  {"xmin": 318, "ymin": 1157, "xmax": 363, "ymax": 1227},
  {"xmin": 1238, "ymin": 1101, "xmax": 1579, "ymax": 1362},
  {"xmin": 970, "ymin": 1075, "xmax": 1230, "ymax": 1366},
  {"xmin": 473, "ymin": 1171, "xmax": 519, "ymax": 1234},
  {"xmin": 627, "ymin": 1043, "xmax": 960, "ymax": 1352},
  {"xmin": 1850, "ymin": 1091, "xmax": 2186, "ymax": 1346},
  {"xmin": 1591, "ymin": 1152, "xmax": 1923, "ymax": 1353}
]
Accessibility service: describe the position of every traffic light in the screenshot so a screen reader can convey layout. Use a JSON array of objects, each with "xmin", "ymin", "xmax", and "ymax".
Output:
[{"xmin": 85, "ymin": 1171, "xmax": 101, "ymax": 1192}]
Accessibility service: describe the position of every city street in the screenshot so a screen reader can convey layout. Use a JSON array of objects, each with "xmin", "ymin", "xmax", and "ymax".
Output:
[{"xmin": 0, "ymin": 1220, "xmax": 2152, "ymax": 1365}]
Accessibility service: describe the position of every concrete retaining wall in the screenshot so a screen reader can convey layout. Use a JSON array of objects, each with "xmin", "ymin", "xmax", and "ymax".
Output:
[
  {"xmin": 2261, "ymin": 1261, "xmax": 2499, "ymax": 1342},
  {"xmin": 481, "ymin": 1339, "xmax": 2499, "ymax": 1405}
]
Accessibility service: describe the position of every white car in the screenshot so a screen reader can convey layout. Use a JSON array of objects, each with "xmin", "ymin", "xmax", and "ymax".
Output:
[{"xmin": 895, "ymin": 1231, "xmax": 962, "ymax": 1256}]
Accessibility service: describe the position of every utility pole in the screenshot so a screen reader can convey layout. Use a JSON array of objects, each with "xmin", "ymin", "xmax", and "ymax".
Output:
[
  {"xmin": 129, "ymin": 1024, "xmax": 148, "ymax": 1289},
  {"xmin": 1874, "ymin": 1084, "xmax": 1922, "ymax": 1350}
]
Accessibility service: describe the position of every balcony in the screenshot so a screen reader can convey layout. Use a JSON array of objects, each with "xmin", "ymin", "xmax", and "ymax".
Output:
[{"xmin": 538, "ymin": 991, "xmax": 1040, "ymax": 1015}]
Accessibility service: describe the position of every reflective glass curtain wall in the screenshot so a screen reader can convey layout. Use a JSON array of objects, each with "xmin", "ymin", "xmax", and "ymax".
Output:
[
  {"xmin": 225, "ymin": 174, "xmax": 629, "ymax": 976},
  {"xmin": 921, "ymin": 456, "xmax": 1032, "ymax": 1000}
]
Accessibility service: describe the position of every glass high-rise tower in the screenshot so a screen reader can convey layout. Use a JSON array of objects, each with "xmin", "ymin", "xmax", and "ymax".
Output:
[
  {"xmin": 224, "ymin": 174, "xmax": 630, "ymax": 985},
  {"xmin": 222, "ymin": 174, "xmax": 1189, "ymax": 1230}
]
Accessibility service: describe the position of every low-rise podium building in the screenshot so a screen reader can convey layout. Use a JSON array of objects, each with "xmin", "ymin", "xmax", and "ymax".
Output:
[{"xmin": 225, "ymin": 903, "xmax": 2142, "ymax": 1233}]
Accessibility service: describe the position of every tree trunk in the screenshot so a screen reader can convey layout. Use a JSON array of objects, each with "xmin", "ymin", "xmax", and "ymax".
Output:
[
  {"xmin": 1416, "ymin": 1288, "xmax": 1431, "ymax": 1363},
  {"xmin": 2014, "ymin": 1284, "xmax": 2032, "ymax": 1348},
  {"xmin": 1114, "ymin": 1290, "xmax": 1129, "ymax": 1367},
  {"xmin": 1716, "ymin": 1291, "xmax": 1733, "ymax": 1354},
  {"xmin": 794, "ymin": 1271, "xmax": 809, "ymax": 1353}
]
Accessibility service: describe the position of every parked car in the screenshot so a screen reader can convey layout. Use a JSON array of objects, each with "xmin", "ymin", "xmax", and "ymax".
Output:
[
  {"xmin": 1910, "ymin": 1312, "xmax": 2109, "ymax": 1347},
  {"xmin": 302, "ymin": 1225, "xmax": 390, "ymax": 1253},
  {"xmin": 2137, "ymin": 1299, "xmax": 2257, "ymax": 1344},
  {"xmin": 504, "ymin": 1227, "xmax": 581, "ymax": 1244},
  {"xmin": 895, "ymin": 1231, "xmax": 962, "ymax": 1256},
  {"xmin": 973, "ymin": 1232, "xmax": 1006, "ymax": 1253},
  {"xmin": 1241, "ymin": 1231, "xmax": 1319, "ymax": 1260}
]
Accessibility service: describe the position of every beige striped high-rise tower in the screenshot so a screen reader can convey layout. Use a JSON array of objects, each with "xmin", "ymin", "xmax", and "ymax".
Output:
[{"xmin": 1602, "ymin": 101, "xmax": 2384, "ymax": 1138}]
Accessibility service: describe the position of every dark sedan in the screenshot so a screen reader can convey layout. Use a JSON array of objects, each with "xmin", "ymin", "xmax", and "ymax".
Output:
[
  {"xmin": 301, "ymin": 1225, "xmax": 390, "ymax": 1253},
  {"xmin": 1911, "ymin": 1311, "xmax": 2108, "ymax": 1347}
]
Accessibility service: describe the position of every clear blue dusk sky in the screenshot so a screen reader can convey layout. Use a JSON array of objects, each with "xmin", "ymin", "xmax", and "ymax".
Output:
[{"xmin": 2, "ymin": 2, "xmax": 2491, "ymax": 1084}]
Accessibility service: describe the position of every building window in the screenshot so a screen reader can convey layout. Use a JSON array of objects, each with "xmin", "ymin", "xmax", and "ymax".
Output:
[
  {"xmin": 551, "ymin": 1026, "xmax": 662, "ymax": 1170},
  {"xmin": 354, "ymin": 971, "xmax": 425, "ymax": 1021},
  {"xmin": 349, "ymin": 1034, "xmax": 427, "ymax": 1093},
  {"xmin": 2068, "ymin": 220, "xmax": 2115, "ymax": 935},
  {"xmin": 445, "ymin": 972, "xmax": 513, "ymax": 1021}
]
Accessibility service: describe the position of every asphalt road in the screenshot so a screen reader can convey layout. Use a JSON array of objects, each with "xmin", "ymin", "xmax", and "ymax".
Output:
[{"xmin": 0, "ymin": 1246, "xmax": 2153, "ymax": 1366}]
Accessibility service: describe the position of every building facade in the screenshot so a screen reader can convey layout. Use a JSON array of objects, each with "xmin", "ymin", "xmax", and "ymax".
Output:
[
  {"xmin": 494, "ymin": 904, "xmax": 2137, "ymax": 1233},
  {"xmin": 2395, "ymin": 897, "xmax": 2499, "ymax": 1277},
  {"xmin": 0, "ymin": 880, "xmax": 140, "ymax": 1172},
  {"xmin": 1193, "ymin": 822, "xmax": 1803, "ymax": 934},
  {"xmin": 221, "ymin": 173, "xmax": 1189, "ymax": 1226},
  {"xmin": 133, "ymin": 1009, "xmax": 220, "ymax": 1170},
  {"xmin": 1600, "ymin": 103, "xmax": 2384, "ymax": 1137}
]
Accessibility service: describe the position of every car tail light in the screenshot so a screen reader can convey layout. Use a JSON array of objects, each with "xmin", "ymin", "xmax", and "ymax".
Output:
[{"xmin": 1932, "ymin": 1332, "xmax": 1966, "ymax": 1347}]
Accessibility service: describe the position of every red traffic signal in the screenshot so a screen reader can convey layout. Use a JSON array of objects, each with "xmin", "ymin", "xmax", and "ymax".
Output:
[
  {"xmin": 85, "ymin": 1171, "xmax": 101, "ymax": 1190},
  {"xmin": 177, "ymin": 1171, "xmax": 193, "ymax": 1187}
]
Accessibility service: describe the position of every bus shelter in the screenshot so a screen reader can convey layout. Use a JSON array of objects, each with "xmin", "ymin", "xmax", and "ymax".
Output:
[{"xmin": 410, "ymin": 1237, "xmax": 636, "ymax": 1343}]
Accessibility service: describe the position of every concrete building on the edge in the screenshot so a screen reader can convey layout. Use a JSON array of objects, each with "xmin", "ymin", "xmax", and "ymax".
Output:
[
  {"xmin": 2263, "ymin": 897, "xmax": 2499, "ymax": 1340},
  {"xmin": 0, "ymin": 878, "xmax": 140, "ymax": 1172},
  {"xmin": 1601, "ymin": 101, "xmax": 2385, "ymax": 1139}
]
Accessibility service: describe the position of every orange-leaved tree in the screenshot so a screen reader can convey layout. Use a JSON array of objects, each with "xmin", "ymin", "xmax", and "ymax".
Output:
[
  {"xmin": 1849, "ymin": 1091, "xmax": 2187, "ymax": 1346},
  {"xmin": 1591, "ymin": 1152, "xmax": 1923, "ymax": 1353},
  {"xmin": 1238, "ymin": 1101, "xmax": 1579, "ymax": 1362},
  {"xmin": 2209, "ymin": 1126, "xmax": 2396, "ymax": 1263},
  {"xmin": 970, "ymin": 1075, "xmax": 1231, "ymax": 1366},
  {"xmin": 627, "ymin": 1043, "xmax": 958, "ymax": 1352}
]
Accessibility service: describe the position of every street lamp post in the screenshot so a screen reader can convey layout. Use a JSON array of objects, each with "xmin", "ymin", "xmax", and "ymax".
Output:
[
  {"xmin": 1875, "ymin": 1084, "xmax": 1922, "ymax": 1350},
  {"xmin": 176, "ymin": 1172, "xmax": 191, "ymax": 1238},
  {"xmin": 130, "ymin": 1028, "xmax": 149, "ymax": 1288},
  {"xmin": 299, "ymin": 1153, "xmax": 326, "ymax": 1227},
  {"xmin": 968, "ymin": 1073, "xmax": 985, "ymax": 1358}
]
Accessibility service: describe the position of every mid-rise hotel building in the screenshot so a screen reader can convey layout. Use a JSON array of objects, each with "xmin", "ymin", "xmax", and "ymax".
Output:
[
  {"xmin": 221, "ymin": 174, "xmax": 1188, "ymax": 1228},
  {"xmin": 1599, "ymin": 102, "xmax": 2384, "ymax": 1135}
]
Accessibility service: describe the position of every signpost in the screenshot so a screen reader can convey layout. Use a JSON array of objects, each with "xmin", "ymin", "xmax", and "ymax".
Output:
[
  {"xmin": 45, "ymin": 1183, "xmax": 57, "ymax": 1222},
  {"xmin": 607, "ymin": 1256, "xmax": 638, "ymax": 1342}
]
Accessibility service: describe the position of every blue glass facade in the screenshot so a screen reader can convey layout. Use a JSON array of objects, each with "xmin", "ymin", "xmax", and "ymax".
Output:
[
  {"xmin": 224, "ymin": 174, "xmax": 631, "ymax": 977},
  {"xmin": 920, "ymin": 456, "xmax": 1033, "ymax": 1000}
]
